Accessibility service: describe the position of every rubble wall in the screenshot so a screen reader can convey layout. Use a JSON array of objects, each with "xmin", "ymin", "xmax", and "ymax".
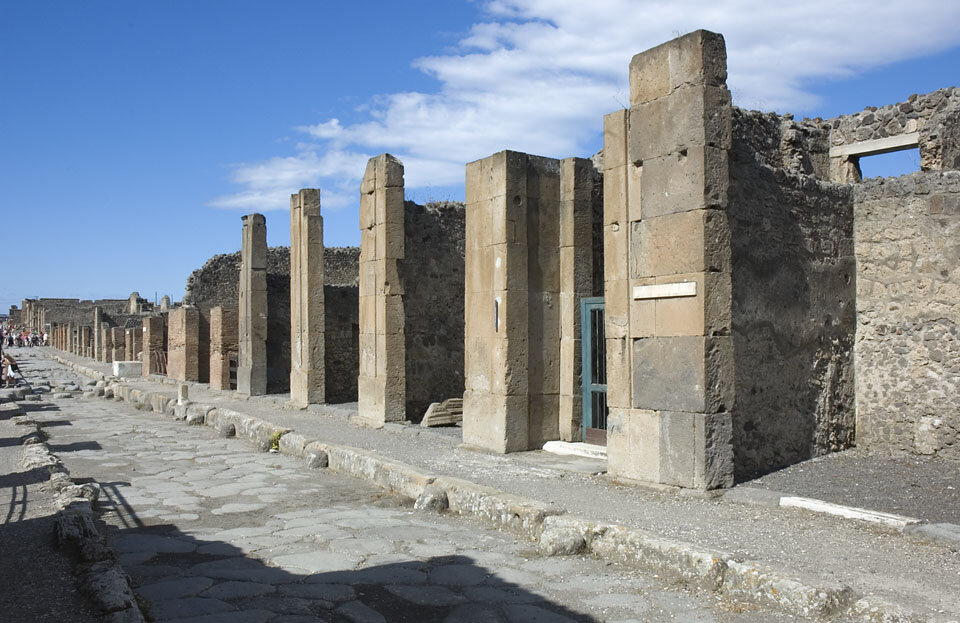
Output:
[
  {"xmin": 853, "ymin": 171, "xmax": 960, "ymax": 459},
  {"xmin": 828, "ymin": 87, "xmax": 960, "ymax": 171},
  {"xmin": 401, "ymin": 201, "xmax": 466, "ymax": 420},
  {"xmin": 728, "ymin": 109, "xmax": 857, "ymax": 478},
  {"xmin": 324, "ymin": 285, "xmax": 359, "ymax": 403}
]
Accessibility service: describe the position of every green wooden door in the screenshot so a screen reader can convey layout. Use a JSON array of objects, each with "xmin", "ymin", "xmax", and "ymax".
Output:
[{"xmin": 580, "ymin": 297, "xmax": 608, "ymax": 445}]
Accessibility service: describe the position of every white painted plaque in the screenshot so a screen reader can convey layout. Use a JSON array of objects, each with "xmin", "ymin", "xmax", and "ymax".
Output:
[{"xmin": 632, "ymin": 281, "xmax": 697, "ymax": 300}]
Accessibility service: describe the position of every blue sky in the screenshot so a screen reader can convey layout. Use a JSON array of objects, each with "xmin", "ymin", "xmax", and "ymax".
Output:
[{"xmin": 2, "ymin": 1, "xmax": 959, "ymax": 314}]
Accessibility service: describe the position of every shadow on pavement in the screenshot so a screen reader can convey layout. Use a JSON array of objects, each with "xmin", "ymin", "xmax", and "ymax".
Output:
[{"xmin": 108, "ymin": 520, "xmax": 599, "ymax": 623}]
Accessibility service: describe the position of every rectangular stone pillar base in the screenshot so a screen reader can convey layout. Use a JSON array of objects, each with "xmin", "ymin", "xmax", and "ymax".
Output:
[
  {"xmin": 237, "ymin": 367, "xmax": 266, "ymax": 396},
  {"xmin": 462, "ymin": 392, "xmax": 530, "ymax": 454},
  {"xmin": 357, "ymin": 375, "xmax": 405, "ymax": 426},
  {"xmin": 607, "ymin": 408, "xmax": 733, "ymax": 489},
  {"xmin": 290, "ymin": 369, "xmax": 324, "ymax": 408}
]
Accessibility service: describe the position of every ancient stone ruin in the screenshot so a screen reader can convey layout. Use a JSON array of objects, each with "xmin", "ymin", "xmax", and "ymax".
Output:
[{"xmin": 30, "ymin": 29, "xmax": 959, "ymax": 489}]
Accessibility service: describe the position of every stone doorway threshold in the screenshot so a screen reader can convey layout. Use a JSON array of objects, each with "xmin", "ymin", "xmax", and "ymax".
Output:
[{"xmin": 542, "ymin": 440, "xmax": 607, "ymax": 460}]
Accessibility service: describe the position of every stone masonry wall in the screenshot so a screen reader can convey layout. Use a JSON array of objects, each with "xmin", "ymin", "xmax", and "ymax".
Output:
[
  {"xmin": 728, "ymin": 109, "xmax": 857, "ymax": 479},
  {"xmin": 324, "ymin": 286, "xmax": 359, "ymax": 404},
  {"xmin": 827, "ymin": 88, "xmax": 960, "ymax": 172},
  {"xmin": 853, "ymin": 171, "xmax": 960, "ymax": 459},
  {"xmin": 401, "ymin": 201, "xmax": 466, "ymax": 420}
]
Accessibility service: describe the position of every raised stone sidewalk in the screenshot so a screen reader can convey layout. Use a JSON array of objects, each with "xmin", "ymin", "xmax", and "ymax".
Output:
[{"xmin": 43, "ymin": 348, "xmax": 960, "ymax": 622}]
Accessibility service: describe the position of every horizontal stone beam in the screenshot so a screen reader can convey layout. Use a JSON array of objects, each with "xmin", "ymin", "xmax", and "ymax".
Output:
[{"xmin": 829, "ymin": 132, "xmax": 919, "ymax": 158}]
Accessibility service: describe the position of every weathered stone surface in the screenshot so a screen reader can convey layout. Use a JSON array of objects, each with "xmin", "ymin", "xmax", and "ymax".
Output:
[
  {"xmin": 237, "ymin": 213, "xmax": 268, "ymax": 396},
  {"xmin": 289, "ymin": 188, "xmax": 325, "ymax": 408}
]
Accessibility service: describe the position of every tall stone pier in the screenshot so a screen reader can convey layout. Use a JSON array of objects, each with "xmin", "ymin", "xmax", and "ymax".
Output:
[
  {"xmin": 93, "ymin": 307, "xmax": 103, "ymax": 360},
  {"xmin": 357, "ymin": 155, "xmax": 406, "ymax": 425},
  {"xmin": 142, "ymin": 316, "xmax": 166, "ymax": 376},
  {"xmin": 168, "ymin": 307, "xmax": 200, "ymax": 382},
  {"xmin": 289, "ymin": 189, "xmax": 325, "ymax": 408},
  {"xmin": 603, "ymin": 30, "xmax": 734, "ymax": 489},
  {"xmin": 210, "ymin": 306, "xmax": 238, "ymax": 390},
  {"xmin": 462, "ymin": 151, "xmax": 563, "ymax": 453},
  {"xmin": 110, "ymin": 327, "xmax": 126, "ymax": 363},
  {"xmin": 237, "ymin": 213, "xmax": 268, "ymax": 396}
]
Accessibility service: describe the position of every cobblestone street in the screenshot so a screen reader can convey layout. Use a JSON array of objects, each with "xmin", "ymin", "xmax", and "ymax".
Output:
[{"xmin": 22, "ymin": 355, "xmax": 791, "ymax": 622}]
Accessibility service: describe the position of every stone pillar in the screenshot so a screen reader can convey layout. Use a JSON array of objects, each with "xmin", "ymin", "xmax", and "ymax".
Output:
[
  {"xmin": 290, "ymin": 188, "xmax": 325, "ymax": 407},
  {"xmin": 462, "ymin": 151, "xmax": 563, "ymax": 453},
  {"xmin": 124, "ymin": 327, "xmax": 142, "ymax": 362},
  {"xmin": 559, "ymin": 157, "xmax": 598, "ymax": 442},
  {"xmin": 81, "ymin": 327, "xmax": 91, "ymax": 358},
  {"xmin": 237, "ymin": 213, "xmax": 268, "ymax": 396},
  {"xmin": 102, "ymin": 327, "xmax": 113, "ymax": 363},
  {"xmin": 357, "ymin": 155, "xmax": 405, "ymax": 425},
  {"xmin": 604, "ymin": 30, "xmax": 734, "ymax": 489},
  {"xmin": 160, "ymin": 296, "xmax": 170, "ymax": 312},
  {"xmin": 93, "ymin": 307, "xmax": 103, "ymax": 360},
  {"xmin": 142, "ymin": 316, "xmax": 166, "ymax": 376},
  {"xmin": 167, "ymin": 307, "xmax": 201, "ymax": 382},
  {"xmin": 110, "ymin": 327, "xmax": 125, "ymax": 363},
  {"xmin": 209, "ymin": 306, "xmax": 238, "ymax": 390}
]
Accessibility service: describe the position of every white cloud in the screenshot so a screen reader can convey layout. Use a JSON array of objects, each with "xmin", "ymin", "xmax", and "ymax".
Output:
[{"xmin": 210, "ymin": 0, "xmax": 960, "ymax": 212}]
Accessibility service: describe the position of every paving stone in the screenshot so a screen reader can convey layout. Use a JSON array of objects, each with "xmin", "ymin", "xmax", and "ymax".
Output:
[
  {"xmin": 149, "ymin": 597, "xmax": 235, "ymax": 619},
  {"xmin": 278, "ymin": 582, "xmax": 356, "ymax": 602},
  {"xmin": 429, "ymin": 563, "xmax": 491, "ymax": 586},
  {"xmin": 138, "ymin": 577, "xmax": 216, "ymax": 602},
  {"xmin": 199, "ymin": 581, "xmax": 274, "ymax": 600},
  {"xmin": 386, "ymin": 584, "xmax": 466, "ymax": 606},
  {"xmin": 271, "ymin": 551, "xmax": 362, "ymax": 574},
  {"xmin": 336, "ymin": 600, "xmax": 386, "ymax": 623},
  {"xmin": 502, "ymin": 604, "xmax": 580, "ymax": 623},
  {"xmin": 114, "ymin": 534, "xmax": 197, "ymax": 554}
]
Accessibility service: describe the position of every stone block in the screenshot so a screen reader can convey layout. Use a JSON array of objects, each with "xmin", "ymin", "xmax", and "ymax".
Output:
[
  {"xmin": 628, "ymin": 85, "xmax": 732, "ymax": 163},
  {"xmin": 694, "ymin": 412, "xmax": 733, "ymax": 489},
  {"xmin": 630, "ymin": 209, "xmax": 730, "ymax": 278},
  {"xmin": 658, "ymin": 410, "xmax": 696, "ymax": 487},
  {"xmin": 629, "ymin": 30, "xmax": 727, "ymax": 106},
  {"xmin": 628, "ymin": 278, "xmax": 657, "ymax": 339},
  {"xmin": 112, "ymin": 361, "xmax": 142, "ymax": 378},
  {"xmin": 632, "ymin": 336, "xmax": 733, "ymax": 414},
  {"xmin": 640, "ymin": 146, "xmax": 728, "ymax": 217},
  {"xmin": 463, "ymin": 393, "xmax": 529, "ymax": 453},
  {"xmin": 603, "ymin": 110, "xmax": 629, "ymax": 171},
  {"xmin": 528, "ymin": 393, "xmax": 560, "ymax": 447},
  {"xmin": 603, "ymin": 165, "xmax": 628, "ymax": 227},
  {"xmin": 653, "ymin": 271, "xmax": 732, "ymax": 337},
  {"xmin": 605, "ymin": 336, "xmax": 631, "ymax": 410},
  {"xmin": 603, "ymin": 221, "xmax": 628, "ymax": 282}
]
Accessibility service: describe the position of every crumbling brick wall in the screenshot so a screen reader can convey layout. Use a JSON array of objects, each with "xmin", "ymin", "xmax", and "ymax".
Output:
[
  {"xmin": 728, "ymin": 109, "xmax": 857, "ymax": 478},
  {"xmin": 400, "ymin": 201, "xmax": 466, "ymax": 420},
  {"xmin": 853, "ymin": 171, "xmax": 960, "ymax": 459}
]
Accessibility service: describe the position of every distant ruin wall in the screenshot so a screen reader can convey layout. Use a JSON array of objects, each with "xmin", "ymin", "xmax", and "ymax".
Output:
[
  {"xmin": 728, "ymin": 110, "xmax": 857, "ymax": 479},
  {"xmin": 853, "ymin": 171, "xmax": 960, "ymax": 460},
  {"xmin": 185, "ymin": 245, "xmax": 360, "ymax": 397},
  {"xmin": 401, "ymin": 201, "xmax": 466, "ymax": 420}
]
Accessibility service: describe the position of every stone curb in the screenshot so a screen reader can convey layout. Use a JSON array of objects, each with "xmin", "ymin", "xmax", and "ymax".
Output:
[
  {"xmin": 13, "ymin": 407, "xmax": 144, "ymax": 623},
  {"xmin": 50, "ymin": 353, "xmax": 933, "ymax": 621}
]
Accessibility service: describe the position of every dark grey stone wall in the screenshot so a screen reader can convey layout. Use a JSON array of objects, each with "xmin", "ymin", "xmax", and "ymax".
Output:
[
  {"xmin": 324, "ymin": 285, "xmax": 359, "ymax": 404},
  {"xmin": 728, "ymin": 110, "xmax": 857, "ymax": 479},
  {"xmin": 401, "ymin": 201, "xmax": 466, "ymax": 421},
  {"xmin": 853, "ymin": 171, "xmax": 960, "ymax": 460}
]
